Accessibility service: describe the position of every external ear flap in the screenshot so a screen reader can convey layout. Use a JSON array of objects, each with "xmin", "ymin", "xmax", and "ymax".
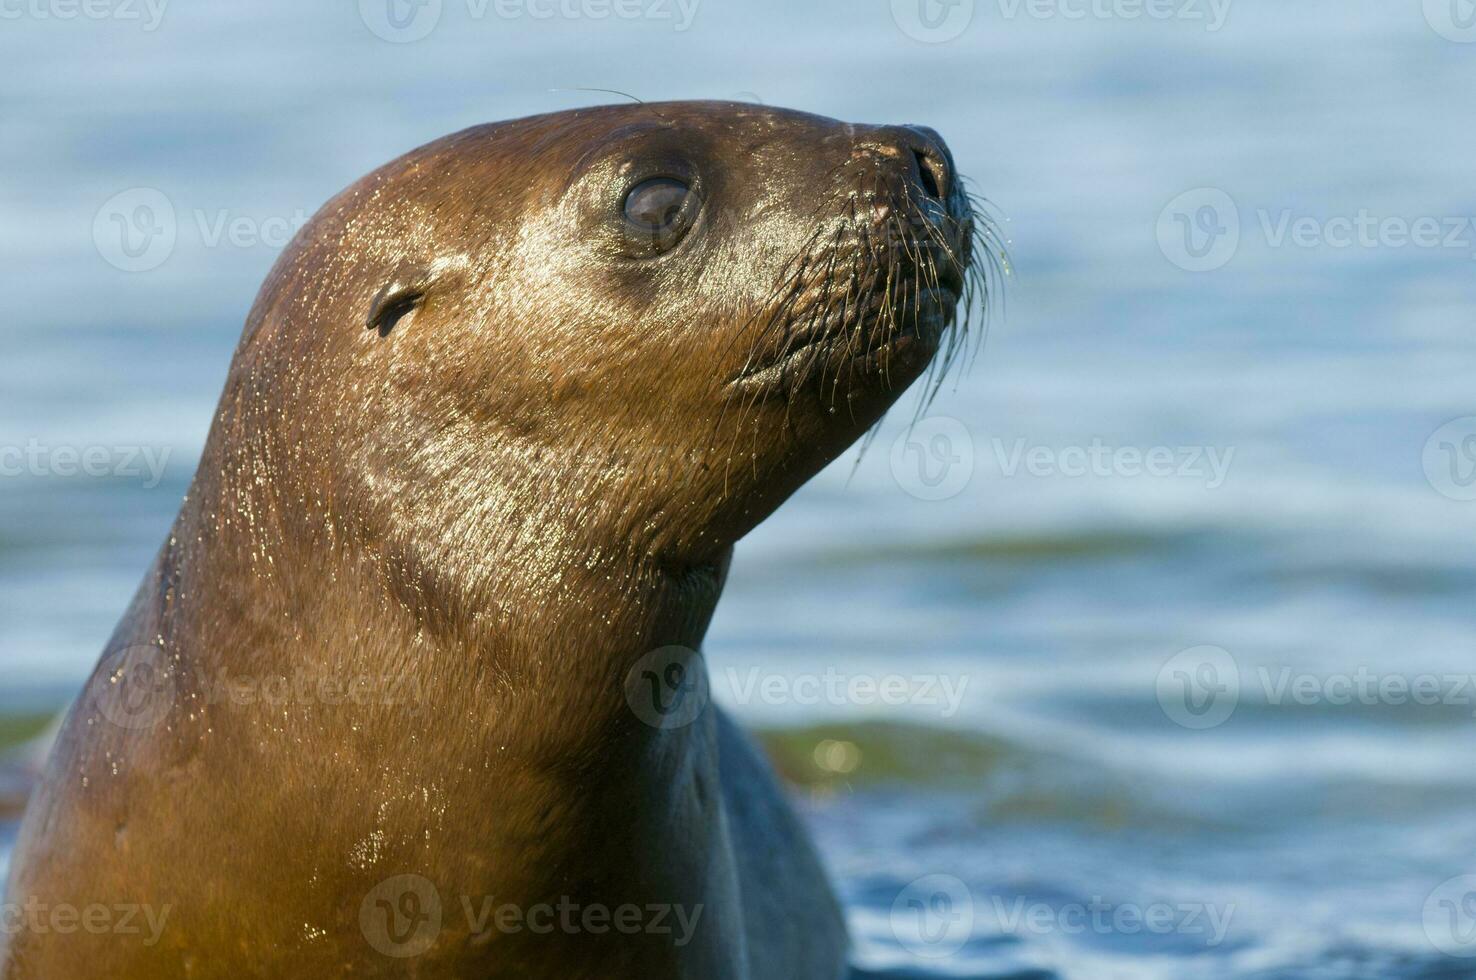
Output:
[{"xmin": 367, "ymin": 270, "xmax": 430, "ymax": 337}]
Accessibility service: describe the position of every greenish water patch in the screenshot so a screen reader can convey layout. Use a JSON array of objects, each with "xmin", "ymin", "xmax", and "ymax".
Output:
[
  {"xmin": 1265, "ymin": 561, "xmax": 1476, "ymax": 598},
  {"xmin": 757, "ymin": 720, "xmax": 1252, "ymax": 836},
  {"xmin": 0, "ymin": 518, "xmax": 146, "ymax": 558},
  {"xmin": 799, "ymin": 528, "xmax": 1210, "ymax": 569},
  {"xmin": 758, "ymin": 719, "xmax": 1018, "ymax": 788},
  {"xmin": 0, "ymin": 714, "xmax": 51, "ymax": 753},
  {"xmin": 0, "ymin": 713, "xmax": 49, "ymax": 822}
]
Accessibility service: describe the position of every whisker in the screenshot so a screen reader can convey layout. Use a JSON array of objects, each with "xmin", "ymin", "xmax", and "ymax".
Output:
[{"xmin": 713, "ymin": 159, "xmax": 1007, "ymax": 499}]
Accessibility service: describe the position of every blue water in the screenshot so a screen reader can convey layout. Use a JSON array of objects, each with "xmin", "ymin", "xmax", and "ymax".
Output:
[{"xmin": 4, "ymin": 2, "xmax": 1476, "ymax": 976}]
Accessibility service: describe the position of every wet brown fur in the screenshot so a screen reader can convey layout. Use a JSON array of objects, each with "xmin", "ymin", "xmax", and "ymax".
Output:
[{"xmin": 1, "ymin": 101, "xmax": 986, "ymax": 979}]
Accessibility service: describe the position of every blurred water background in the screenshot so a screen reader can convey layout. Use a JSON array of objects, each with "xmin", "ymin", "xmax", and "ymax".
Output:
[{"xmin": 3, "ymin": 1, "xmax": 1476, "ymax": 976}]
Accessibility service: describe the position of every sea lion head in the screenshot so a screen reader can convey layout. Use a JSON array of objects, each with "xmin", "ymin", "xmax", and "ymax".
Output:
[{"xmin": 227, "ymin": 101, "xmax": 992, "ymax": 572}]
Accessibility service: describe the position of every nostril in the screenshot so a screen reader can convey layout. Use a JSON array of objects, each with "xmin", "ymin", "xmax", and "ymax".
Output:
[
  {"xmin": 912, "ymin": 149, "xmax": 942, "ymax": 199},
  {"xmin": 915, "ymin": 148, "xmax": 938, "ymax": 197}
]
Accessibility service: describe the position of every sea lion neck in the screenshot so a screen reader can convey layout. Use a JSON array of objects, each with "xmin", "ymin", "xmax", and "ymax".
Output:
[{"xmin": 171, "ymin": 427, "xmax": 733, "ymax": 717}]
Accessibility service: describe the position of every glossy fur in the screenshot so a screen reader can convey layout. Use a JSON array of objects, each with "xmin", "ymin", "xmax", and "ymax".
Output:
[{"xmin": 1, "ymin": 101, "xmax": 980, "ymax": 978}]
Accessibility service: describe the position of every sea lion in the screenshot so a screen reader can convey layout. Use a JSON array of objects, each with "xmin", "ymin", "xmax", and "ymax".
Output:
[{"xmin": 1, "ymin": 101, "xmax": 984, "ymax": 978}]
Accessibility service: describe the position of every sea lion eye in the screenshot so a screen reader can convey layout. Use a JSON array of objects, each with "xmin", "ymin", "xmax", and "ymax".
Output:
[{"xmin": 622, "ymin": 177, "xmax": 694, "ymax": 250}]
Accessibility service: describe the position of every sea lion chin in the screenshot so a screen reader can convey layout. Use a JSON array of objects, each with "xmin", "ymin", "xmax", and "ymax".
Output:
[{"xmin": 2, "ymin": 101, "xmax": 987, "ymax": 979}]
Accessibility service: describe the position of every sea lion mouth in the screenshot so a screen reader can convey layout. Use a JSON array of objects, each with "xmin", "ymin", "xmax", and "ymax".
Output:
[
  {"xmin": 728, "ymin": 279, "xmax": 960, "ymax": 394},
  {"xmin": 722, "ymin": 124, "xmax": 994, "ymax": 406},
  {"xmin": 725, "ymin": 204, "xmax": 977, "ymax": 402}
]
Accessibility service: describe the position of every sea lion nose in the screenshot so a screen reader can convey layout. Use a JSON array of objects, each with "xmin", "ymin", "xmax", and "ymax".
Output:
[
  {"xmin": 853, "ymin": 125, "xmax": 970, "ymax": 290},
  {"xmin": 900, "ymin": 125, "xmax": 953, "ymax": 202},
  {"xmin": 856, "ymin": 124, "xmax": 954, "ymax": 203}
]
